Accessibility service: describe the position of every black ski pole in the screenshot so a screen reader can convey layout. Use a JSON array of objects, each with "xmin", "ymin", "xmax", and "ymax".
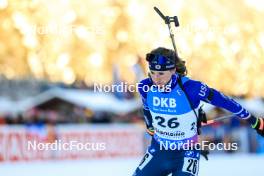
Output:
[{"xmin": 153, "ymin": 7, "xmax": 180, "ymax": 57}]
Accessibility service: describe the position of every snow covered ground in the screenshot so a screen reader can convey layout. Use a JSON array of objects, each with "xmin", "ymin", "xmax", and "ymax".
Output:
[{"xmin": 0, "ymin": 154, "xmax": 263, "ymax": 176}]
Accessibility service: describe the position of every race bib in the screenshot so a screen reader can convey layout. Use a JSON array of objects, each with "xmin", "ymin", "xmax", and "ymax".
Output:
[
  {"xmin": 182, "ymin": 157, "xmax": 199, "ymax": 176},
  {"xmin": 151, "ymin": 112, "xmax": 197, "ymax": 141}
]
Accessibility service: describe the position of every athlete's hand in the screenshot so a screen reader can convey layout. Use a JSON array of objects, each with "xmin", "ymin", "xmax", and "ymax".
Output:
[
  {"xmin": 147, "ymin": 127, "xmax": 155, "ymax": 136},
  {"xmin": 197, "ymin": 107, "xmax": 207, "ymax": 135},
  {"xmin": 251, "ymin": 116, "xmax": 264, "ymax": 137},
  {"xmin": 201, "ymin": 149, "xmax": 209, "ymax": 161}
]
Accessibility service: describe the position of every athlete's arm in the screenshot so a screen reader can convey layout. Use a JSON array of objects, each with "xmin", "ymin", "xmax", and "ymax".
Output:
[
  {"xmin": 184, "ymin": 79, "xmax": 264, "ymax": 136},
  {"xmin": 138, "ymin": 79, "xmax": 154, "ymax": 136}
]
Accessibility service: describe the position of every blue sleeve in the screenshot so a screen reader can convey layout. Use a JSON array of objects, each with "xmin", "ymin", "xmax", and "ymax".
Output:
[
  {"xmin": 138, "ymin": 78, "xmax": 153, "ymax": 128},
  {"xmin": 138, "ymin": 78, "xmax": 150, "ymax": 110},
  {"xmin": 208, "ymin": 89, "xmax": 250, "ymax": 119},
  {"xmin": 183, "ymin": 79, "xmax": 251, "ymax": 119}
]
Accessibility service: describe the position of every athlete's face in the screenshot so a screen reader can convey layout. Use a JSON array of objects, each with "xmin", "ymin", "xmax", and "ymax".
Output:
[{"xmin": 149, "ymin": 69, "xmax": 175, "ymax": 86}]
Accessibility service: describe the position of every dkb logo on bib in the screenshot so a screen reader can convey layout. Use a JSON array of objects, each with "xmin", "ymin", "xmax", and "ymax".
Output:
[{"xmin": 153, "ymin": 96, "xmax": 176, "ymax": 108}]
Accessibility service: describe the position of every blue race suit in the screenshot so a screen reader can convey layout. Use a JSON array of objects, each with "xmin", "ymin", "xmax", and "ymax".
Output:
[{"xmin": 133, "ymin": 74, "xmax": 250, "ymax": 176}]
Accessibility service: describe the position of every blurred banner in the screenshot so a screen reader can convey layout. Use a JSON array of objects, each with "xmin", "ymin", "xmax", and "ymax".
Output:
[
  {"xmin": 1, "ymin": 123, "xmax": 264, "ymax": 162},
  {"xmin": 0, "ymin": 124, "xmax": 144, "ymax": 162}
]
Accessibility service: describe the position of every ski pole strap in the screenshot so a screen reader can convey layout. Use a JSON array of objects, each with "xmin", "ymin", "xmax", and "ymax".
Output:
[
  {"xmin": 252, "ymin": 118, "xmax": 264, "ymax": 130},
  {"xmin": 251, "ymin": 118, "xmax": 259, "ymax": 129},
  {"xmin": 147, "ymin": 127, "xmax": 155, "ymax": 136},
  {"xmin": 259, "ymin": 118, "xmax": 264, "ymax": 130},
  {"xmin": 177, "ymin": 76, "xmax": 199, "ymax": 119}
]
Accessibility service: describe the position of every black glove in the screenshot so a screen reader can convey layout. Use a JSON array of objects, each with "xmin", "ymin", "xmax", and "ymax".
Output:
[
  {"xmin": 251, "ymin": 116, "xmax": 264, "ymax": 137},
  {"xmin": 197, "ymin": 107, "xmax": 207, "ymax": 135},
  {"xmin": 201, "ymin": 149, "xmax": 209, "ymax": 161}
]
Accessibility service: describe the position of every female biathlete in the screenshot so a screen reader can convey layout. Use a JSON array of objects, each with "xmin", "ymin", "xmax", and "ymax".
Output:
[{"xmin": 133, "ymin": 47, "xmax": 264, "ymax": 176}]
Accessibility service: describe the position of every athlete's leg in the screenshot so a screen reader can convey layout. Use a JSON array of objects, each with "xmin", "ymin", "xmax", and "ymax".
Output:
[{"xmin": 132, "ymin": 149, "xmax": 169, "ymax": 176}]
